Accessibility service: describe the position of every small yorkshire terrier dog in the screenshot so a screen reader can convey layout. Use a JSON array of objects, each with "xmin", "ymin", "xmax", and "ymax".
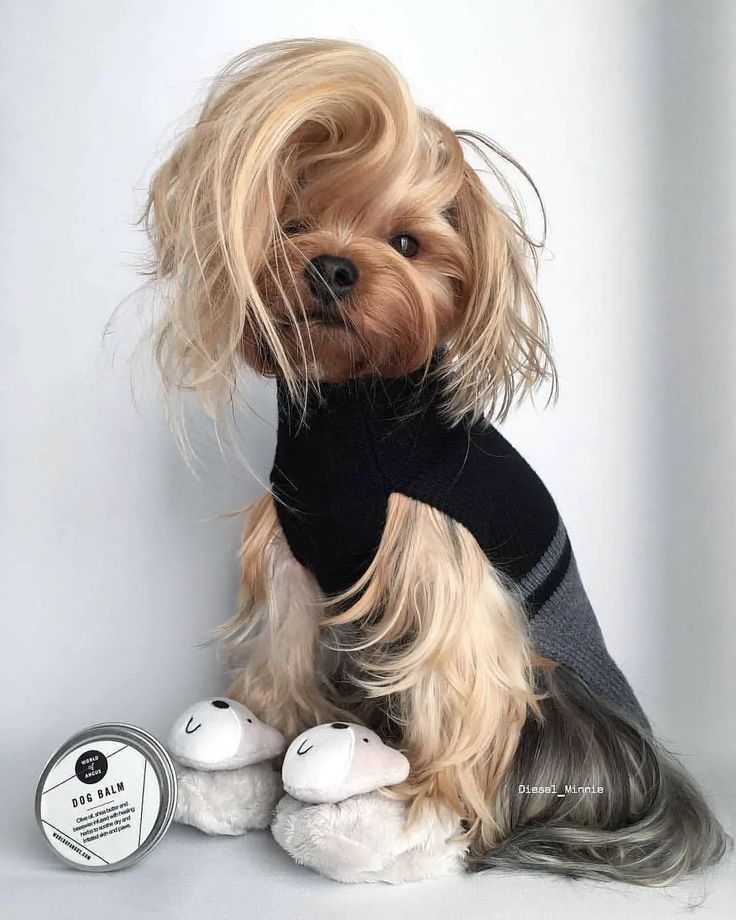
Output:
[{"xmin": 145, "ymin": 39, "xmax": 728, "ymax": 883}]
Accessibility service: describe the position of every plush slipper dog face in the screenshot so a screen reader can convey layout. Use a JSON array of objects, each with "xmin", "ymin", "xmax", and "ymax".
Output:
[
  {"xmin": 167, "ymin": 698, "xmax": 285, "ymax": 771},
  {"xmin": 282, "ymin": 722, "xmax": 410, "ymax": 803}
]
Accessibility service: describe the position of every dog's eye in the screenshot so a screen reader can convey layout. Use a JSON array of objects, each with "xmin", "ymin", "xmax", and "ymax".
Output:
[
  {"xmin": 283, "ymin": 222, "xmax": 307, "ymax": 236},
  {"xmin": 389, "ymin": 233, "xmax": 419, "ymax": 259}
]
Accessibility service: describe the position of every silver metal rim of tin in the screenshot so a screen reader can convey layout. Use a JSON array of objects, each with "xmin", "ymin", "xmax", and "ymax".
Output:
[{"xmin": 35, "ymin": 722, "xmax": 178, "ymax": 872}]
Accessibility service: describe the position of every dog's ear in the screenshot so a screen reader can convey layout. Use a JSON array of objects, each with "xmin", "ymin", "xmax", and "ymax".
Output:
[
  {"xmin": 143, "ymin": 59, "xmax": 293, "ymax": 415},
  {"xmin": 438, "ymin": 132, "xmax": 557, "ymax": 424}
]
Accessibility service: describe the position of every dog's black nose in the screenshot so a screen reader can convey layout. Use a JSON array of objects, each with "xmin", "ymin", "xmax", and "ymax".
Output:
[{"xmin": 304, "ymin": 255, "xmax": 359, "ymax": 305}]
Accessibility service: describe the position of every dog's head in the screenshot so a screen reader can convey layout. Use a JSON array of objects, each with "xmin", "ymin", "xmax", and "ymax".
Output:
[{"xmin": 146, "ymin": 39, "xmax": 555, "ymax": 422}]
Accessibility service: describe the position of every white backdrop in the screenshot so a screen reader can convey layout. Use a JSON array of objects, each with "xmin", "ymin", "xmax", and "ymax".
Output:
[{"xmin": 2, "ymin": 2, "xmax": 734, "ymax": 917}]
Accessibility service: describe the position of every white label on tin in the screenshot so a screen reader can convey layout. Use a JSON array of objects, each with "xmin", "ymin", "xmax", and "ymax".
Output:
[{"xmin": 39, "ymin": 740, "xmax": 161, "ymax": 867}]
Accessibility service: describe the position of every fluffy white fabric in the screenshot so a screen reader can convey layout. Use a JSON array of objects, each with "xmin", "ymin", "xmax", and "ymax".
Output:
[
  {"xmin": 281, "ymin": 723, "xmax": 410, "ymax": 804},
  {"xmin": 174, "ymin": 763, "xmax": 282, "ymax": 835},
  {"xmin": 168, "ymin": 698, "xmax": 285, "ymax": 771},
  {"xmin": 271, "ymin": 792, "xmax": 468, "ymax": 883}
]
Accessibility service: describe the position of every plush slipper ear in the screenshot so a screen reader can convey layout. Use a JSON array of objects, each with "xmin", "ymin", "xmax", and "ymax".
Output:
[
  {"xmin": 282, "ymin": 722, "xmax": 409, "ymax": 803},
  {"xmin": 167, "ymin": 698, "xmax": 284, "ymax": 771}
]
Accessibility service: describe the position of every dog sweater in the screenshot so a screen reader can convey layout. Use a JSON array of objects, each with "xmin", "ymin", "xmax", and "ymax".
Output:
[{"xmin": 270, "ymin": 366, "xmax": 645, "ymax": 724}]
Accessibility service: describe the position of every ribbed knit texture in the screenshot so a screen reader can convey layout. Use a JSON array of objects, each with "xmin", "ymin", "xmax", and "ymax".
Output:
[{"xmin": 271, "ymin": 366, "xmax": 645, "ymax": 724}]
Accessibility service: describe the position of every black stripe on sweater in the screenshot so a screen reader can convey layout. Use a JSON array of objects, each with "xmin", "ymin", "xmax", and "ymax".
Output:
[{"xmin": 525, "ymin": 534, "xmax": 572, "ymax": 620}]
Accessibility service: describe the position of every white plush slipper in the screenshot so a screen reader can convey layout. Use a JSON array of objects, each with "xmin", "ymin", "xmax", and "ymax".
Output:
[{"xmin": 272, "ymin": 791, "xmax": 467, "ymax": 883}]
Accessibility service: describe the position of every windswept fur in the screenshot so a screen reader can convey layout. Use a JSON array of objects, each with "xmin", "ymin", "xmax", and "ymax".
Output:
[{"xmin": 144, "ymin": 38, "xmax": 556, "ymax": 425}]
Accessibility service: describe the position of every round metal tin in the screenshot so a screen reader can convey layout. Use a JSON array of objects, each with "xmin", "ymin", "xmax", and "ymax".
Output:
[{"xmin": 35, "ymin": 722, "xmax": 177, "ymax": 871}]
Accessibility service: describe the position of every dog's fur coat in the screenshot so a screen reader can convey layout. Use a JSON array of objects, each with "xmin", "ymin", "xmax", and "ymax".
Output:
[{"xmin": 144, "ymin": 39, "xmax": 729, "ymax": 884}]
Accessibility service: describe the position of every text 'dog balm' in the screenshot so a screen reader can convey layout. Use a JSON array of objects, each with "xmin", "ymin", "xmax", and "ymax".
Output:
[{"xmin": 35, "ymin": 723, "xmax": 177, "ymax": 871}]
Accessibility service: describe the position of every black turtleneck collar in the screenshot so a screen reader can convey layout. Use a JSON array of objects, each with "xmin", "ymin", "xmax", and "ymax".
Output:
[{"xmin": 275, "ymin": 349, "xmax": 448, "ymax": 429}]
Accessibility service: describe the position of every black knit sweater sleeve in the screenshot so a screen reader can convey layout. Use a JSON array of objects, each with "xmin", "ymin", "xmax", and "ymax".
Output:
[{"xmin": 368, "ymin": 402, "xmax": 562, "ymax": 608}]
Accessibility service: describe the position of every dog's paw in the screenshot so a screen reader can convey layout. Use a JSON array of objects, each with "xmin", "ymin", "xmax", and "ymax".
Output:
[
  {"xmin": 174, "ymin": 763, "xmax": 281, "ymax": 835},
  {"xmin": 271, "ymin": 792, "xmax": 467, "ymax": 883}
]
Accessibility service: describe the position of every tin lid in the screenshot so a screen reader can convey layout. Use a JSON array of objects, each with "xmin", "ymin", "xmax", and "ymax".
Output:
[{"xmin": 35, "ymin": 722, "xmax": 177, "ymax": 872}]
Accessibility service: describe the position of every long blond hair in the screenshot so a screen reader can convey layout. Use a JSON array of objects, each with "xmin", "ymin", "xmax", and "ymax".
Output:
[{"xmin": 143, "ymin": 38, "xmax": 556, "ymax": 425}]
